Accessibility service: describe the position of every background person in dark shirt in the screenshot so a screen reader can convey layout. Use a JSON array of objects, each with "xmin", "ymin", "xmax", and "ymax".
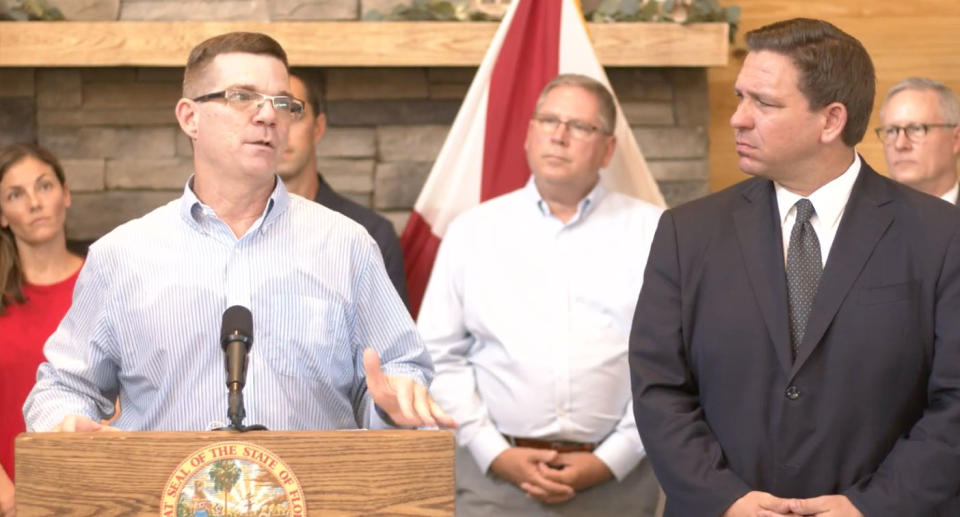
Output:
[{"xmin": 277, "ymin": 69, "xmax": 408, "ymax": 307}]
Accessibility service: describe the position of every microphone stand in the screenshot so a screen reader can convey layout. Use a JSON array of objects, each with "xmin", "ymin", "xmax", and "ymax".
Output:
[{"xmin": 224, "ymin": 390, "xmax": 266, "ymax": 432}]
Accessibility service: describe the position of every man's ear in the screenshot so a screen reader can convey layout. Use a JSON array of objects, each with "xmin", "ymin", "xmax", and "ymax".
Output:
[
  {"xmin": 524, "ymin": 119, "xmax": 537, "ymax": 155},
  {"xmin": 175, "ymin": 98, "xmax": 200, "ymax": 141},
  {"xmin": 313, "ymin": 112, "xmax": 327, "ymax": 145},
  {"xmin": 600, "ymin": 134, "xmax": 617, "ymax": 168},
  {"xmin": 951, "ymin": 124, "xmax": 960, "ymax": 156},
  {"xmin": 820, "ymin": 102, "xmax": 848, "ymax": 145}
]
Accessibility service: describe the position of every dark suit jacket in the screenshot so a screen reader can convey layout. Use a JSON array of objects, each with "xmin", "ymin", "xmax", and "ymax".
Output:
[
  {"xmin": 313, "ymin": 175, "xmax": 409, "ymax": 308},
  {"xmin": 630, "ymin": 162, "xmax": 960, "ymax": 517}
]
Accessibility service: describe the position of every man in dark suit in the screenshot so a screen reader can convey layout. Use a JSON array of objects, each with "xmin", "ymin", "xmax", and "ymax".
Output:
[
  {"xmin": 630, "ymin": 18, "xmax": 960, "ymax": 517},
  {"xmin": 278, "ymin": 69, "xmax": 409, "ymax": 306}
]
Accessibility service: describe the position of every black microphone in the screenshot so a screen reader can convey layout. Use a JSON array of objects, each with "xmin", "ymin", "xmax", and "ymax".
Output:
[{"xmin": 221, "ymin": 305, "xmax": 253, "ymax": 430}]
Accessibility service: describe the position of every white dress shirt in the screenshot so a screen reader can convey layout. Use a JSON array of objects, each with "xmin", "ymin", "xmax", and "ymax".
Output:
[
  {"xmin": 418, "ymin": 178, "xmax": 663, "ymax": 480},
  {"xmin": 776, "ymin": 153, "xmax": 861, "ymax": 266}
]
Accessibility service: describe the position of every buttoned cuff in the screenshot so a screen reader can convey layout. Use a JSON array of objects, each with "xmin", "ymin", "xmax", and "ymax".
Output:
[
  {"xmin": 27, "ymin": 414, "xmax": 66, "ymax": 432},
  {"xmin": 593, "ymin": 431, "xmax": 644, "ymax": 481},
  {"xmin": 24, "ymin": 397, "xmax": 102, "ymax": 432},
  {"xmin": 465, "ymin": 425, "xmax": 511, "ymax": 473}
]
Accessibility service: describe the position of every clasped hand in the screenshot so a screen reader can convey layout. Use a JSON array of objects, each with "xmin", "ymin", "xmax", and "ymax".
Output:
[
  {"xmin": 725, "ymin": 491, "xmax": 864, "ymax": 517},
  {"xmin": 489, "ymin": 448, "xmax": 613, "ymax": 504}
]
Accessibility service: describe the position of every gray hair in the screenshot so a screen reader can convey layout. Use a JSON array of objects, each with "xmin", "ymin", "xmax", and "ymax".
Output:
[
  {"xmin": 534, "ymin": 74, "xmax": 617, "ymax": 134},
  {"xmin": 881, "ymin": 77, "xmax": 960, "ymax": 124}
]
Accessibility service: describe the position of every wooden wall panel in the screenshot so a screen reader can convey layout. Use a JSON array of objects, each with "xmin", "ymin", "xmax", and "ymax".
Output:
[
  {"xmin": 708, "ymin": 2, "xmax": 960, "ymax": 191},
  {"xmin": 0, "ymin": 21, "xmax": 727, "ymax": 67}
]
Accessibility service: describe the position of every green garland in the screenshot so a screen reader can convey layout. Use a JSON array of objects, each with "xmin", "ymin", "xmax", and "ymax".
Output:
[
  {"xmin": 363, "ymin": 0, "xmax": 500, "ymax": 21},
  {"xmin": 592, "ymin": 0, "xmax": 739, "ymax": 41},
  {"xmin": 2, "ymin": 0, "xmax": 64, "ymax": 20},
  {"xmin": 364, "ymin": 0, "xmax": 739, "ymax": 42}
]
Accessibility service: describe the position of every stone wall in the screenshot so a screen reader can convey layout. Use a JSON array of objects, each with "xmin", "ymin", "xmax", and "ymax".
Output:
[{"xmin": 0, "ymin": 64, "xmax": 709, "ymax": 241}]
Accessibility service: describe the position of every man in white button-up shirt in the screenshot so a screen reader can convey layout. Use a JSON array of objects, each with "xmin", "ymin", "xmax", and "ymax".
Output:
[{"xmin": 419, "ymin": 74, "xmax": 663, "ymax": 516}]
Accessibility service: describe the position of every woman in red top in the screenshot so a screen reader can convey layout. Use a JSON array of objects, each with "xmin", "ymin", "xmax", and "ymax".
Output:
[{"xmin": 0, "ymin": 144, "xmax": 83, "ymax": 517}]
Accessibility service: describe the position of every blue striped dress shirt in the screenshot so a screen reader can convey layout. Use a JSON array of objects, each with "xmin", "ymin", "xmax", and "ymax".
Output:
[{"xmin": 24, "ymin": 178, "xmax": 432, "ymax": 432}]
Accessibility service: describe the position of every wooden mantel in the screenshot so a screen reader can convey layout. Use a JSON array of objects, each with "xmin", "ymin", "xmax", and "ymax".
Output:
[{"xmin": 0, "ymin": 21, "xmax": 728, "ymax": 67}]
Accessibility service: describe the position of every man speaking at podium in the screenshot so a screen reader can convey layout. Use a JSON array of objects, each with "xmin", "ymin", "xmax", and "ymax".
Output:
[{"xmin": 23, "ymin": 32, "xmax": 454, "ymax": 433}]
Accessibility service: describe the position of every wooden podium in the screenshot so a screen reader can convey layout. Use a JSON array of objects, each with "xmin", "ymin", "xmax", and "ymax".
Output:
[{"xmin": 15, "ymin": 429, "xmax": 455, "ymax": 516}]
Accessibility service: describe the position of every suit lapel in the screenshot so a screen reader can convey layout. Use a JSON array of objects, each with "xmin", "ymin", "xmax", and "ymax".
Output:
[
  {"xmin": 734, "ymin": 179, "xmax": 793, "ymax": 376},
  {"xmin": 791, "ymin": 164, "xmax": 894, "ymax": 375}
]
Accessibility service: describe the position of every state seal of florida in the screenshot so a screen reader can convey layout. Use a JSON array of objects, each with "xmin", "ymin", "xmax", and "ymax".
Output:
[{"xmin": 160, "ymin": 442, "xmax": 306, "ymax": 517}]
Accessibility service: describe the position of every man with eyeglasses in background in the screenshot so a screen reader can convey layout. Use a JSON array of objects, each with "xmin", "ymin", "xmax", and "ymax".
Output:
[
  {"xmin": 418, "ymin": 74, "xmax": 663, "ymax": 516},
  {"xmin": 25, "ymin": 32, "xmax": 455, "ymax": 434},
  {"xmin": 877, "ymin": 77, "xmax": 960, "ymax": 203}
]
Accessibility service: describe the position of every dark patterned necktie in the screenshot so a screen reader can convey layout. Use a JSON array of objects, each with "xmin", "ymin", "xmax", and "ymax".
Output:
[{"xmin": 786, "ymin": 199, "xmax": 822, "ymax": 361}]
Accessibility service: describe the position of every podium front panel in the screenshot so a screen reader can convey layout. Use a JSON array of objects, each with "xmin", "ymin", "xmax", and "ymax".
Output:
[{"xmin": 15, "ymin": 429, "xmax": 454, "ymax": 516}]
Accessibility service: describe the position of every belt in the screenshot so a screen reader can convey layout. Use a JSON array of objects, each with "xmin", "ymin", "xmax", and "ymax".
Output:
[{"xmin": 503, "ymin": 435, "xmax": 596, "ymax": 453}]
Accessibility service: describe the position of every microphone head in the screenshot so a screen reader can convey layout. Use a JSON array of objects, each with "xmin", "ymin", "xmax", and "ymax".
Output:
[{"xmin": 221, "ymin": 305, "xmax": 253, "ymax": 351}]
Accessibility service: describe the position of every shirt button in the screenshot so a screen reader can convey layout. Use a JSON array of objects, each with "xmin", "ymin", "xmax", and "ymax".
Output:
[{"xmin": 785, "ymin": 385, "xmax": 801, "ymax": 400}]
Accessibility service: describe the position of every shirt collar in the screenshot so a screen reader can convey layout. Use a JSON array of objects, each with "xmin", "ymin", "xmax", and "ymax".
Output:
[
  {"xmin": 179, "ymin": 175, "xmax": 290, "ymax": 236},
  {"xmin": 775, "ymin": 153, "xmax": 861, "ymax": 229},
  {"xmin": 522, "ymin": 176, "xmax": 608, "ymax": 223},
  {"xmin": 940, "ymin": 182, "xmax": 959, "ymax": 205}
]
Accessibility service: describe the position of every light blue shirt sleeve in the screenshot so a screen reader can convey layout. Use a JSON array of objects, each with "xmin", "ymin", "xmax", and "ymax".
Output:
[{"xmin": 25, "ymin": 247, "xmax": 121, "ymax": 431}]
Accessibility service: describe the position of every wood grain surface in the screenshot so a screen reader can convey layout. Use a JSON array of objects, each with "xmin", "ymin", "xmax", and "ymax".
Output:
[
  {"xmin": 0, "ymin": 21, "xmax": 728, "ymax": 67},
  {"xmin": 14, "ymin": 429, "xmax": 454, "ymax": 516}
]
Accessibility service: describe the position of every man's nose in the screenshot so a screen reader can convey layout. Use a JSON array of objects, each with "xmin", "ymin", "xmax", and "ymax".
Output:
[
  {"xmin": 730, "ymin": 102, "xmax": 751, "ymax": 129},
  {"xmin": 550, "ymin": 121, "xmax": 571, "ymax": 144},
  {"xmin": 252, "ymin": 98, "xmax": 278, "ymax": 125},
  {"xmin": 893, "ymin": 128, "xmax": 912, "ymax": 150}
]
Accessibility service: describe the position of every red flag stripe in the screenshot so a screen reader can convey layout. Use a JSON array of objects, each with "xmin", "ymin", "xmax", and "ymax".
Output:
[
  {"xmin": 401, "ymin": 211, "xmax": 442, "ymax": 318},
  {"xmin": 482, "ymin": 0, "xmax": 562, "ymax": 201}
]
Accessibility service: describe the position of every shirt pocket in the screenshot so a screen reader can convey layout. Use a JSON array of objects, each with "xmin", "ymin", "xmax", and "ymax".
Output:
[{"xmin": 260, "ymin": 295, "xmax": 354, "ymax": 388}]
